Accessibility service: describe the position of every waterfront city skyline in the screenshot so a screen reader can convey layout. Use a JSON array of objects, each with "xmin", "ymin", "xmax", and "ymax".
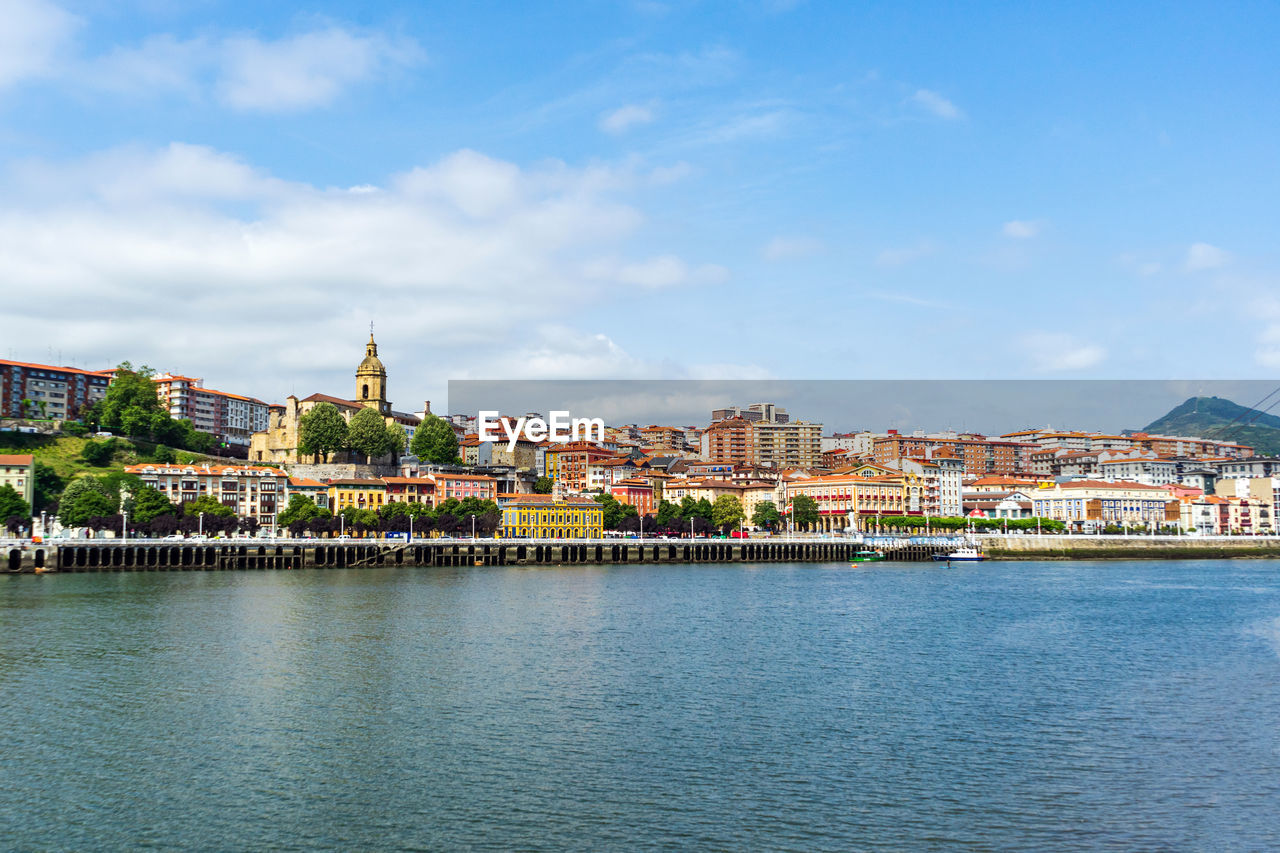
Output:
[{"xmin": 2, "ymin": 1, "xmax": 1279, "ymax": 412}]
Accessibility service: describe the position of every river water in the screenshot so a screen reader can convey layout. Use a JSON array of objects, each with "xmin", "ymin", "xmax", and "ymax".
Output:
[{"xmin": 3, "ymin": 560, "xmax": 1280, "ymax": 850}]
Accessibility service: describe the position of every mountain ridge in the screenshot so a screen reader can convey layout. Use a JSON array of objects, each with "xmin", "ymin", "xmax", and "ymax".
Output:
[{"xmin": 1141, "ymin": 396, "xmax": 1280, "ymax": 456}]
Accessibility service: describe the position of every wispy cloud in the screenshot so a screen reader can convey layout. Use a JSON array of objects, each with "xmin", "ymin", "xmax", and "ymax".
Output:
[
  {"xmin": 909, "ymin": 88, "xmax": 963, "ymax": 120},
  {"xmin": 1185, "ymin": 242, "xmax": 1230, "ymax": 272},
  {"xmin": 762, "ymin": 235, "xmax": 823, "ymax": 261},
  {"xmin": 1002, "ymin": 219, "xmax": 1041, "ymax": 239},
  {"xmin": 84, "ymin": 25, "xmax": 423, "ymax": 112},
  {"xmin": 0, "ymin": 0, "xmax": 79, "ymax": 89},
  {"xmin": 1020, "ymin": 332, "xmax": 1107, "ymax": 372},
  {"xmin": 875, "ymin": 240, "xmax": 937, "ymax": 267},
  {"xmin": 585, "ymin": 254, "xmax": 729, "ymax": 288},
  {"xmin": 865, "ymin": 289, "xmax": 948, "ymax": 309},
  {"xmin": 599, "ymin": 103, "xmax": 655, "ymax": 134}
]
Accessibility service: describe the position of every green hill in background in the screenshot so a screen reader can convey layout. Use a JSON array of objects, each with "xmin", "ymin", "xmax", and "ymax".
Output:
[{"xmin": 1141, "ymin": 396, "xmax": 1280, "ymax": 456}]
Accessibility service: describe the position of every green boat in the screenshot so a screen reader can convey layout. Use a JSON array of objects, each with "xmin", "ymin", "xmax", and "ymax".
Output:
[{"xmin": 850, "ymin": 549, "xmax": 885, "ymax": 564}]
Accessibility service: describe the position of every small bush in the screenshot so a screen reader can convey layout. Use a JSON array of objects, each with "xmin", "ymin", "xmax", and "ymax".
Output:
[
  {"xmin": 63, "ymin": 422, "xmax": 89, "ymax": 437},
  {"xmin": 81, "ymin": 439, "xmax": 117, "ymax": 467}
]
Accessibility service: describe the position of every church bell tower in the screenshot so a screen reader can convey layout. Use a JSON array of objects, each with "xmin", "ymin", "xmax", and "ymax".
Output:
[{"xmin": 356, "ymin": 328, "xmax": 390, "ymax": 415}]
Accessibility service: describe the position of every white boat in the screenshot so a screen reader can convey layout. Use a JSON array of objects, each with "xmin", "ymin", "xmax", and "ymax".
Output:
[{"xmin": 931, "ymin": 546, "xmax": 985, "ymax": 562}]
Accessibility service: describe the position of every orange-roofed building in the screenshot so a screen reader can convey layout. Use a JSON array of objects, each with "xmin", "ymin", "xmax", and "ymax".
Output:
[
  {"xmin": 127, "ymin": 462, "xmax": 286, "ymax": 524},
  {"xmin": 0, "ymin": 358, "xmax": 111, "ymax": 421},
  {"xmin": 0, "ymin": 453, "xmax": 35, "ymax": 506}
]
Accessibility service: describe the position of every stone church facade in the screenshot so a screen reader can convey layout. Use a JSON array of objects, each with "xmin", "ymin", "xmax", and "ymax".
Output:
[{"xmin": 249, "ymin": 334, "xmax": 422, "ymax": 466}]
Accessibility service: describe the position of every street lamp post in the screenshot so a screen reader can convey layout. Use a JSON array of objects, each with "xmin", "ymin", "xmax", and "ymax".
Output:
[
  {"xmin": 409, "ymin": 513, "xmax": 414, "ymax": 543},
  {"xmin": 471, "ymin": 514, "xmax": 476, "ymax": 542},
  {"xmin": 122, "ymin": 511, "xmax": 128, "ymax": 542},
  {"xmin": 198, "ymin": 511, "xmax": 204, "ymax": 537}
]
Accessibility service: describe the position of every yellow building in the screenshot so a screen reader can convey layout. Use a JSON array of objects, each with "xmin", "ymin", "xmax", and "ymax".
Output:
[
  {"xmin": 499, "ymin": 494, "xmax": 603, "ymax": 538},
  {"xmin": 328, "ymin": 479, "xmax": 388, "ymax": 512},
  {"xmin": 0, "ymin": 454, "xmax": 34, "ymax": 507}
]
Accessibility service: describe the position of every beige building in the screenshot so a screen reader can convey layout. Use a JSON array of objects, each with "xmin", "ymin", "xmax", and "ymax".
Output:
[
  {"xmin": 127, "ymin": 462, "xmax": 287, "ymax": 526},
  {"xmin": 0, "ymin": 454, "xmax": 34, "ymax": 507},
  {"xmin": 1030, "ymin": 480, "xmax": 1178, "ymax": 528},
  {"xmin": 662, "ymin": 478, "xmax": 779, "ymax": 521},
  {"xmin": 250, "ymin": 334, "xmax": 420, "ymax": 465},
  {"xmin": 753, "ymin": 420, "xmax": 823, "ymax": 469}
]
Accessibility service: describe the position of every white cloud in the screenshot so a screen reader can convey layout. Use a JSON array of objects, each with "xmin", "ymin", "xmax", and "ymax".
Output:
[
  {"xmin": 703, "ymin": 110, "xmax": 790, "ymax": 143},
  {"xmin": 864, "ymin": 290, "xmax": 947, "ymax": 309},
  {"xmin": 1257, "ymin": 324, "xmax": 1280, "ymax": 369},
  {"xmin": 0, "ymin": 144, "xmax": 721, "ymax": 400},
  {"xmin": 0, "ymin": 0, "xmax": 79, "ymax": 89},
  {"xmin": 1020, "ymin": 332, "xmax": 1107, "ymax": 372},
  {"xmin": 909, "ymin": 88, "xmax": 963, "ymax": 120},
  {"xmin": 1002, "ymin": 219, "xmax": 1040, "ymax": 239},
  {"xmin": 875, "ymin": 240, "xmax": 936, "ymax": 267},
  {"xmin": 586, "ymin": 254, "xmax": 729, "ymax": 289},
  {"xmin": 762, "ymin": 235, "xmax": 822, "ymax": 261},
  {"xmin": 599, "ymin": 103, "xmax": 655, "ymax": 134},
  {"xmin": 83, "ymin": 25, "xmax": 422, "ymax": 111},
  {"xmin": 1186, "ymin": 242, "xmax": 1230, "ymax": 272}
]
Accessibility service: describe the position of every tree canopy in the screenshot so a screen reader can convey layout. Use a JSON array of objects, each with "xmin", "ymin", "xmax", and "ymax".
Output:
[
  {"xmin": 182, "ymin": 495, "xmax": 236, "ymax": 519},
  {"xmin": 0, "ymin": 484, "xmax": 31, "ymax": 523},
  {"xmin": 751, "ymin": 500, "xmax": 782, "ymax": 532},
  {"xmin": 711, "ymin": 494, "xmax": 745, "ymax": 531},
  {"xmin": 410, "ymin": 413, "xmax": 459, "ymax": 464},
  {"xmin": 131, "ymin": 486, "xmax": 176, "ymax": 523},
  {"xmin": 348, "ymin": 408, "xmax": 399, "ymax": 462},
  {"xmin": 298, "ymin": 402, "xmax": 349, "ymax": 461},
  {"xmin": 58, "ymin": 477, "xmax": 118, "ymax": 526},
  {"xmin": 791, "ymin": 494, "xmax": 819, "ymax": 530},
  {"xmin": 278, "ymin": 494, "xmax": 332, "ymax": 527}
]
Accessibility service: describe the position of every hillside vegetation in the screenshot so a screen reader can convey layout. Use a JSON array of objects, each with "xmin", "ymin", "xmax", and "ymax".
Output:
[{"xmin": 1142, "ymin": 396, "xmax": 1280, "ymax": 456}]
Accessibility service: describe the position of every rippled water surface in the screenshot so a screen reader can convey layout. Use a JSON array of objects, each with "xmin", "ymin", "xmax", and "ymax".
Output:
[{"xmin": 4, "ymin": 560, "xmax": 1280, "ymax": 850}]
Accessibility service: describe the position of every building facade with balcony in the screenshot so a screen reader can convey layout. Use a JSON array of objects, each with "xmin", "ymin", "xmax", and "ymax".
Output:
[
  {"xmin": 127, "ymin": 463, "xmax": 286, "ymax": 525},
  {"xmin": 498, "ymin": 494, "xmax": 603, "ymax": 539},
  {"xmin": 0, "ymin": 359, "xmax": 110, "ymax": 421}
]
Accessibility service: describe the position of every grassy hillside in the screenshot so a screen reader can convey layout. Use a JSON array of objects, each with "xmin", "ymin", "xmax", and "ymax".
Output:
[
  {"xmin": 1142, "ymin": 396, "xmax": 1280, "ymax": 456},
  {"xmin": 0, "ymin": 433, "xmax": 213, "ymax": 481}
]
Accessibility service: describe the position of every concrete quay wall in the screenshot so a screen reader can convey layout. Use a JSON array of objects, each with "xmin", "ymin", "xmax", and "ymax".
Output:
[
  {"xmin": 5, "ymin": 539, "xmax": 943, "ymax": 574},
  {"xmin": 977, "ymin": 534, "xmax": 1280, "ymax": 560}
]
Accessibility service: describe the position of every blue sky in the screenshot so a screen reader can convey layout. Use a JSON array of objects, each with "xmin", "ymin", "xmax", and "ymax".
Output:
[{"xmin": 1, "ymin": 0, "xmax": 1278, "ymax": 413}]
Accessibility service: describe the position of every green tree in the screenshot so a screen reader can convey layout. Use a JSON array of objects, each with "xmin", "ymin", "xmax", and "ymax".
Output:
[
  {"xmin": 0, "ymin": 484, "xmax": 31, "ymax": 523},
  {"xmin": 791, "ymin": 494, "xmax": 819, "ymax": 531},
  {"xmin": 594, "ymin": 493, "xmax": 638, "ymax": 529},
  {"xmin": 97, "ymin": 362, "xmax": 164, "ymax": 434},
  {"xmin": 298, "ymin": 402, "xmax": 349, "ymax": 461},
  {"xmin": 655, "ymin": 499, "xmax": 679, "ymax": 527},
  {"xmin": 58, "ymin": 477, "xmax": 118, "ymax": 526},
  {"xmin": 153, "ymin": 444, "xmax": 176, "ymax": 464},
  {"xmin": 711, "ymin": 494, "xmax": 745, "ymax": 531},
  {"xmin": 132, "ymin": 486, "xmax": 176, "ymax": 523},
  {"xmin": 278, "ymin": 494, "xmax": 331, "ymax": 527},
  {"xmin": 81, "ymin": 438, "xmax": 117, "ymax": 466},
  {"xmin": 693, "ymin": 497, "xmax": 714, "ymax": 521},
  {"xmin": 182, "ymin": 495, "xmax": 236, "ymax": 519},
  {"xmin": 385, "ymin": 421, "xmax": 407, "ymax": 457},
  {"xmin": 410, "ymin": 412, "xmax": 459, "ymax": 464},
  {"xmin": 348, "ymin": 408, "xmax": 397, "ymax": 462},
  {"xmin": 32, "ymin": 462, "xmax": 62, "ymax": 512},
  {"xmin": 533, "ymin": 476, "xmax": 553, "ymax": 494},
  {"xmin": 751, "ymin": 500, "xmax": 781, "ymax": 532}
]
